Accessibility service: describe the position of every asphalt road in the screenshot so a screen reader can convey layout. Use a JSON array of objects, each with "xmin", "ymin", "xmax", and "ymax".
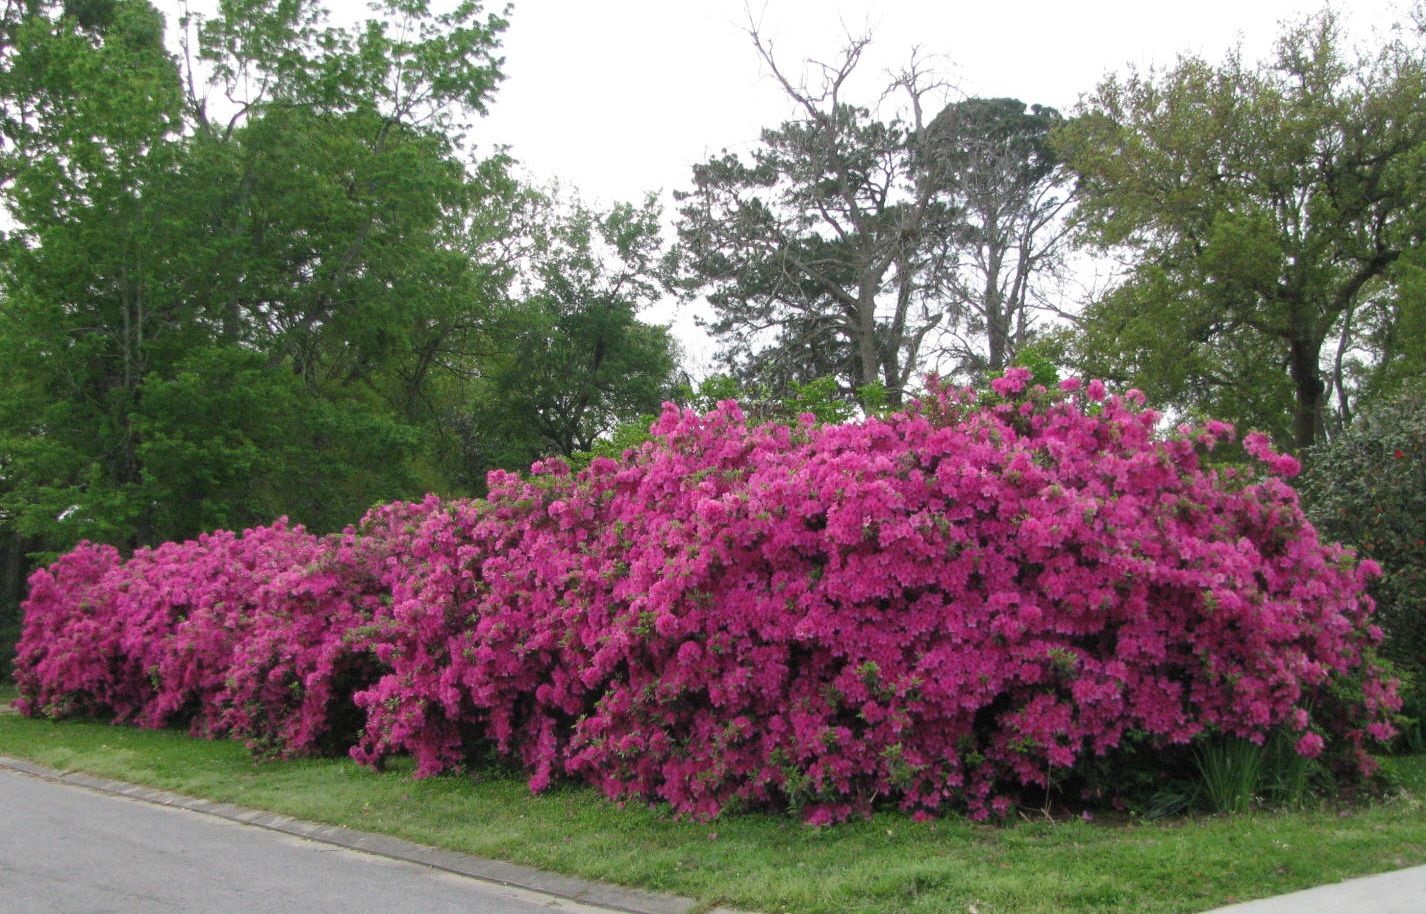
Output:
[{"xmin": 0, "ymin": 769, "xmax": 620, "ymax": 914}]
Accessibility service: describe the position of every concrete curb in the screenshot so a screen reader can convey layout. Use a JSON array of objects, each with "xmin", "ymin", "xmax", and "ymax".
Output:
[{"xmin": 0, "ymin": 754, "xmax": 753, "ymax": 914}]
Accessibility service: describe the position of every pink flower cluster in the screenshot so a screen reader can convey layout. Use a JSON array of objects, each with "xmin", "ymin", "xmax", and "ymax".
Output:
[
  {"xmin": 13, "ymin": 373, "xmax": 1399, "ymax": 821},
  {"xmin": 14, "ymin": 505, "xmax": 421, "ymax": 755}
]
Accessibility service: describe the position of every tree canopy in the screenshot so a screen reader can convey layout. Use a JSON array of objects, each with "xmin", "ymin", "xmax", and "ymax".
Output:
[
  {"xmin": 674, "ymin": 28, "xmax": 1074, "ymax": 408},
  {"xmin": 458, "ymin": 189, "xmax": 678, "ymax": 486},
  {"xmin": 0, "ymin": 0, "xmax": 675, "ymax": 560},
  {"xmin": 0, "ymin": 0, "xmax": 513, "ymax": 551},
  {"xmin": 673, "ymin": 32, "xmax": 957, "ymax": 409},
  {"xmin": 924, "ymin": 97, "xmax": 1075, "ymax": 375},
  {"xmin": 1060, "ymin": 9, "xmax": 1426, "ymax": 449}
]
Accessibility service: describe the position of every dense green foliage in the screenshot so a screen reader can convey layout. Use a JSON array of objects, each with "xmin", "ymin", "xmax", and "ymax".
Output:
[
  {"xmin": 0, "ymin": 0, "xmax": 510, "ymax": 550},
  {"xmin": 1300, "ymin": 384, "xmax": 1426, "ymax": 744},
  {"xmin": 1060, "ymin": 10, "xmax": 1426, "ymax": 450},
  {"xmin": 0, "ymin": 0, "xmax": 678, "ymax": 669},
  {"xmin": 458, "ymin": 191, "xmax": 679, "ymax": 488}
]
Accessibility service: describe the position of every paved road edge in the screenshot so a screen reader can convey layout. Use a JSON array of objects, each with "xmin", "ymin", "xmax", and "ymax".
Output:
[{"xmin": 0, "ymin": 754, "xmax": 752, "ymax": 914}]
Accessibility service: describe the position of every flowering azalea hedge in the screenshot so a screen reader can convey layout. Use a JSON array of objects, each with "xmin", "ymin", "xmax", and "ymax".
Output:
[{"xmin": 13, "ymin": 373, "xmax": 1400, "ymax": 821}]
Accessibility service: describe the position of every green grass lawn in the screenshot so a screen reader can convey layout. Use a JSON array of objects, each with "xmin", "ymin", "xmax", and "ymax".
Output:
[{"xmin": 0, "ymin": 714, "xmax": 1422, "ymax": 914}]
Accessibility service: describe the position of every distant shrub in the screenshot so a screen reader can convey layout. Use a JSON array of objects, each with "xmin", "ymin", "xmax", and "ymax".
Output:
[
  {"xmin": 1301, "ymin": 384, "xmax": 1426, "ymax": 746},
  {"xmin": 14, "ymin": 372, "xmax": 1400, "ymax": 821}
]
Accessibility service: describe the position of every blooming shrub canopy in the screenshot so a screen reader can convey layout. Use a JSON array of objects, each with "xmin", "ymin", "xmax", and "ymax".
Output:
[{"xmin": 13, "ymin": 373, "xmax": 1400, "ymax": 821}]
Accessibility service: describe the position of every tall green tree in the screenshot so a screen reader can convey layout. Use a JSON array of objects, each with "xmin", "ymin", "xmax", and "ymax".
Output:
[
  {"xmin": 0, "ymin": 0, "xmax": 511, "ymax": 552},
  {"xmin": 461, "ymin": 190, "xmax": 677, "ymax": 486},
  {"xmin": 1060, "ymin": 9, "xmax": 1426, "ymax": 449}
]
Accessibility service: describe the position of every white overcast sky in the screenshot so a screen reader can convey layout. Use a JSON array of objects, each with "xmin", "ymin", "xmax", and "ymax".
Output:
[
  {"xmin": 471, "ymin": 0, "xmax": 1408, "ymax": 370},
  {"xmin": 479, "ymin": 0, "xmax": 1406, "ymax": 203}
]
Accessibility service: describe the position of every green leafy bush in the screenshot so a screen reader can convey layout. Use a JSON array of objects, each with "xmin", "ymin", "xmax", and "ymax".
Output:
[{"xmin": 1302, "ymin": 384, "xmax": 1426, "ymax": 747}]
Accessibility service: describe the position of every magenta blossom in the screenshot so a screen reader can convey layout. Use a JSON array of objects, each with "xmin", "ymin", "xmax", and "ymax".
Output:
[{"xmin": 14, "ymin": 379, "xmax": 1398, "ymax": 822}]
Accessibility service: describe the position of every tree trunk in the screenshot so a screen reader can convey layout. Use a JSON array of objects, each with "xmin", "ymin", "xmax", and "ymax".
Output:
[
  {"xmin": 984, "ymin": 222, "xmax": 1008, "ymax": 372},
  {"xmin": 1288, "ymin": 332, "xmax": 1325, "ymax": 451},
  {"xmin": 880, "ymin": 351, "xmax": 904, "ymax": 408},
  {"xmin": 986, "ymin": 294, "xmax": 1007, "ymax": 372},
  {"xmin": 1, "ymin": 528, "xmax": 32, "ymax": 678},
  {"xmin": 856, "ymin": 286, "xmax": 881, "ymax": 394}
]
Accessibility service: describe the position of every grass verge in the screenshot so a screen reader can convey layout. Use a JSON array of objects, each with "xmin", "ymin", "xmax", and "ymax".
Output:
[{"xmin": 1, "ymin": 714, "xmax": 1423, "ymax": 914}]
